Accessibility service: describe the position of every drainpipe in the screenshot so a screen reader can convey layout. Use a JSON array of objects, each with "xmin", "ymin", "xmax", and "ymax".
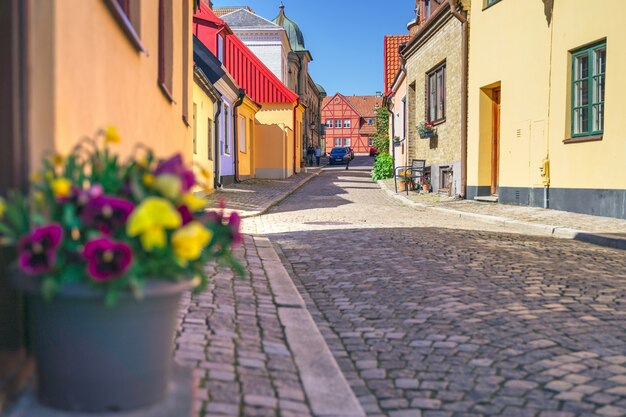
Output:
[
  {"xmin": 213, "ymin": 102, "xmax": 222, "ymax": 189},
  {"xmin": 387, "ymin": 95, "xmax": 396, "ymax": 169},
  {"xmin": 448, "ymin": 0, "xmax": 468, "ymax": 199},
  {"xmin": 232, "ymin": 89, "xmax": 245, "ymax": 183},
  {"xmin": 292, "ymin": 98, "xmax": 300, "ymax": 175}
]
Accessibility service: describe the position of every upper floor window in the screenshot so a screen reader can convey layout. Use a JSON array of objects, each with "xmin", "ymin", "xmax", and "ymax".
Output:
[
  {"xmin": 334, "ymin": 119, "xmax": 342, "ymax": 128},
  {"xmin": 158, "ymin": 0, "xmax": 174, "ymax": 101},
  {"xmin": 368, "ymin": 118, "xmax": 374, "ymax": 125},
  {"xmin": 217, "ymin": 34, "xmax": 225, "ymax": 62},
  {"xmin": 343, "ymin": 119, "xmax": 351, "ymax": 128},
  {"xmin": 427, "ymin": 62, "xmax": 446, "ymax": 123},
  {"xmin": 572, "ymin": 41, "xmax": 606, "ymax": 137},
  {"xmin": 104, "ymin": 0, "xmax": 144, "ymax": 52},
  {"xmin": 484, "ymin": 0, "xmax": 502, "ymax": 8},
  {"xmin": 325, "ymin": 119, "xmax": 333, "ymax": 128}
]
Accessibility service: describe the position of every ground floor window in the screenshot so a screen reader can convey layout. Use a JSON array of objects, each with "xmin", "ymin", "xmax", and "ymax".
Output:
[
  {"xmin": 344, "ymin": 138, "xmax": 351, "ymax": 147},
  {"xmin": 207, "ymin": 117, "xmax": 213, "ymax": 160},
  {"xmin": 334, "ymin": 138, "xmax": 342, "ymax": 147},
  {"xmin": 368, "ymin": 137, "xmax": 375, "ymax": 147}
]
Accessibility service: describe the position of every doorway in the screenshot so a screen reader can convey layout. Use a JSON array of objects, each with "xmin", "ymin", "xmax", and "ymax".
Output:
[{"xmin": 491, "ymin": 88, "xmax": 501, "ymax": 195}]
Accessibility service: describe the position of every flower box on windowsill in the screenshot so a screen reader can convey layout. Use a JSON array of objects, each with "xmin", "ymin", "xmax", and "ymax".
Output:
[{"xmin": 419, "ymin": 130, "xmax": 435, "ymax": 139}]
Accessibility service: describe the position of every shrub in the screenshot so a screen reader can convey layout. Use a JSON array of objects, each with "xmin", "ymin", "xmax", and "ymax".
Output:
[{"xmin": 371, "ymin": 153, "xmax": 393, "ymax": 181}]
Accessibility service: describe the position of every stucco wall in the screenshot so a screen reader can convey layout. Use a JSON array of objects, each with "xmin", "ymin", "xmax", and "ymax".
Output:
[
  {"xmin": 29, "ymin": 0, "xmax": 193, "ymax": 168},
  {"xmin": 192, "ymin": 82, "xmax": 215, "ymax": 192},
  {"xmin": 254, "ymin": 103, "xmax": 301, "ymax": 179},
  {"xmin": 405, "ymin": 13, "xmax": 463, "ymax": 193},
  {"xmin": 237, "ymin": 99, "xmax": 259, "ymax": 179}
]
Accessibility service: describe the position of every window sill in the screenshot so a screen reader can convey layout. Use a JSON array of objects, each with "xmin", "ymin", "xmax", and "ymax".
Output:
[
  {"xmin": 482, "ymin": 0, "xmax": 503, "ymax": 11},
  {"xmin": 431, "ymin": 118, "xmax": 446, "ymax": 127},
  {"xmin": 158, "ymin": 81, "xmax": 176, "ymax": 104},
  {"xmin": 563, "ymin": 134, "xmax": 603, "ymax": 144},
  {"xmin": 103, "ymin": 0, "xmax": 146, "ymax": 54}
]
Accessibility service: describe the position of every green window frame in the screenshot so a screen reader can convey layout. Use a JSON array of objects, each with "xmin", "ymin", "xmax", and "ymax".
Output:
[{"xmin": 571, "ymin": 41, "xmax": 606, "ymax": 138}]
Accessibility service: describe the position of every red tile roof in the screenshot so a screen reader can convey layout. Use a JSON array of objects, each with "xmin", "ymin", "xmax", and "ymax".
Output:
[
  {"xmin": 344, "ymin": 95, "xmax": 382, "ymax": 118},
  {"xmin": 359, "ymin": 124, "xmax": 377, "ymax": 136},
  {"xmin": 384, "ymin": 34, "xmax": 410, "ymax": 95},
  {"xmin": 213, "ymin": 6, "xmax": 254, "ymax": 17}
]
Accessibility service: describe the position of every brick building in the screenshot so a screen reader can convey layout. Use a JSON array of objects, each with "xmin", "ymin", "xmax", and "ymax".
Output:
[
  {"xmin": 322, "ymin": 94, "xmax": 382, "ymax": 155},
  {"xmin": 403, "ymin": 0, "xmax": 467, "ymax": 196}
]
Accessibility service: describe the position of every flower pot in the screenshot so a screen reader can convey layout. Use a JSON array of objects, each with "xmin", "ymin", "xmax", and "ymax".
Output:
[
  {"xmin": 422, "ymin": 184, "xmax": 431, "ymax": 192},
  {"xmin": 399, "ymin": 181, "xmax": 413, "ymax": 192},
  {"xmin": 419, "ymin": 131, "xmax": 435, "ymax": 139},
  {"xmin": 14, "ymin": 274, "xmax": 193, "ymax": 412}
]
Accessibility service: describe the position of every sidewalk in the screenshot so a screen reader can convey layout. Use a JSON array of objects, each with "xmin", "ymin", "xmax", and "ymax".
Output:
[
  {"xmin": 206, "ymin": 162, "xmax": 326, "ymax": 218},
  {"xmin": 379, "ymin": 178, "xmax": 626, "ymax": 249}
]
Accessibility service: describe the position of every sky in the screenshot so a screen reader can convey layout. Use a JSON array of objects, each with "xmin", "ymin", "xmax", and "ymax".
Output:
[{"xmin": 211, "ymin": 0, "xmax": 416, "ymax": 96}]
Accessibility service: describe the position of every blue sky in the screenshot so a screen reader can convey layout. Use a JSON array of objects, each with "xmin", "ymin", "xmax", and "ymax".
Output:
[{"xmin": 211, "ymin": 0, "xmax": 416, "ymax": 96}]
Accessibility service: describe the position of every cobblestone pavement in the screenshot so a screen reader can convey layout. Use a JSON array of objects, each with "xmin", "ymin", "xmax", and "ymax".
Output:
[
  {"xmin": 175, "ymin": 236, "xmax": 314, "ymax": 417},
  {"xmin": 206, "ymin": 162, "xmax": 325, "ymax": 217},
  {"xmin": 246, "ymin": 157, "xmax": 626, "ymax": 417},
  {"xmin": 379, "ymin": 179, "xmax": 626, "ymax": 236}
]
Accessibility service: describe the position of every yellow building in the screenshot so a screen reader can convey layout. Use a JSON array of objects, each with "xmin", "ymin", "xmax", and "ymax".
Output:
[
  {"xmin": 192, "ymin": 70, "xmax": 219, "ymax": 193},
  {"xmin": 467, "ymin": 0, "xmax": 625, "ymax": 219},
  {"xmin": 236, "ymin": 97, "xmax": 261, "ymax": 181}
]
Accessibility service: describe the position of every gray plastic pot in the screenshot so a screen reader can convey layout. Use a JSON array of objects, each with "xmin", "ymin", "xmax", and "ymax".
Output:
[{"xmin": 14, "ymin": 274, "xmax": 193, "ymax": 413}]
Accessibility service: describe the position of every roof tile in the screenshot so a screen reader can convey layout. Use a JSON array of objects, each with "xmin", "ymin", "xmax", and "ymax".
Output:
[{"xmin": 384, "ymin": 34, "xmax": 411, "ymax": 94}]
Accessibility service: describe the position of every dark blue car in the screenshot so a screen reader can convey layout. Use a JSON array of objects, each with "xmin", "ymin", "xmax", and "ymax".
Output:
[{"xmin": 328, "ymin": 147, "xmax": 349, "ymax": 165}]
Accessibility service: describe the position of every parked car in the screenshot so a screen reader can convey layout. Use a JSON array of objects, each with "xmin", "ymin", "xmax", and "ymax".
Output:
[
  {"xmin": 369, "ymin": 146, "xmax": 378, "ymax": 157},
  {"xmin": 345, "ymin": 147, "xmax": 355, "ymax": 160},
  {"xmin": 328, "ymin": 147, "xmax": 350, "ymax": 165}
]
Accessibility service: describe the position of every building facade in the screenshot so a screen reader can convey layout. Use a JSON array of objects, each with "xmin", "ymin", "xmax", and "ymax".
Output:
[
  {"xmin": 322, "ymin": 94, "xmax": 381, "ymax": 155},
  {"xmin": 403, "ymin": 0, "xmax": 468, "ymax": 196},
  {"xmin": 467, "ymin": 0, "xmax": 626, "ymax": 219}
]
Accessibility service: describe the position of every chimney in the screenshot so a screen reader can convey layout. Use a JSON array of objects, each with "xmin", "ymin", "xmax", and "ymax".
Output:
[{"xmin": 407, "ymin": 0, "xmax": 420, "ymax": 35}]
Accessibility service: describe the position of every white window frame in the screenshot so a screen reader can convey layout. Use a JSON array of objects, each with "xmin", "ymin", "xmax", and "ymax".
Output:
[
  {"xmin": 343, "ymin": 119, "xmax": 351, "ymax": 128},
  {"xmin": 344, "ymin": 138, "xmax": 351, "ymax": 147},
  {"xmin": 334, "ymin": 119, "xmax": 342, "ymax": 128},
  {"xmin": 325, "ymin": 119, "xmax": 333, "ymax": 128},
  {"xmin": 334, "ymin": 138, "xmax": 342, "ymax": 147}
]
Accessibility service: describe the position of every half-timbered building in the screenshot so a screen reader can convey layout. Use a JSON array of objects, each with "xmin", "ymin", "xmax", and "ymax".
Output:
[{"xmin": 322, "ymin": 94, "xmax": 382, "ymax": 155}]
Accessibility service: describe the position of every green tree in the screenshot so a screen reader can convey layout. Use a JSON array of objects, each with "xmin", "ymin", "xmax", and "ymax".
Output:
[{"xmin": 373, "ymin": 105, "xmax": 390, "ymax": 155}]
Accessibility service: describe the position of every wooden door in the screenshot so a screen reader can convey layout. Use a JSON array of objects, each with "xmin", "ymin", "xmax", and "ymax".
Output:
[{"xmin": 491, "ymin": 88, "xmax": 501, "ymax": 195}]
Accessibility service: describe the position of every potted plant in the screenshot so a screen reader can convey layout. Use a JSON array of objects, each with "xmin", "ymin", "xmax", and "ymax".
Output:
[
  {"xmin": 420, "ymin": 176, "xmax": 432, "ymax": 192},
  {"xmin": 398, "ymin": 170, "xmax": 414, "ymax": 192},
  {"xmin": 393, "ymin": 136, "xmax": 401, "ymax": 146},
  {"xmin": 417, "ymin": 120, "xmax": 435, "ymax": 139},
  {"xmin": 0, "ymin": 128, "xmax": 243, "ymax": 413}
]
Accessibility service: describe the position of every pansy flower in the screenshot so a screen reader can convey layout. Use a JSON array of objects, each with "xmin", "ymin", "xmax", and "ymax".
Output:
[
  {"xmin": 154, "ymin": 154, "xmax": 195, "ymax": 192},
  {"xmin": 81, "ymin": 195, "xmax": 135, "ymax": 234},
  {"xmin": 228, "ymin": 212, "xmax": 243, "ymax": 247},
  {"xmin": 83, "ymin": 237, "xmax": 132, "ymax": 282},
  {"xmin": 50, "ymin": 178, "xmax": 73, "ymax": 200},
  {"xmin": 126, "ymin": 197, "xmax": 181, "ymax": 251},
  {"xmin": 18, "ymin": 224, "xmax": 64, "ymax": 275},
  {"xmin": 171, "ymin": 221, "xmax": 212, "ymax": 264}
]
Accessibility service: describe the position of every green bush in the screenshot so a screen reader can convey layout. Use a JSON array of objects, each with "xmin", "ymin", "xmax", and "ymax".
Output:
[{"xmin": 371, "ymin": 153, "xmax": 393, "ymax": 181}]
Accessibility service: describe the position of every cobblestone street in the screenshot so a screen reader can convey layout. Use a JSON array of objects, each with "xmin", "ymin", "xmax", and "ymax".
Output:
[{"xmin": 244, "ymin": 157, "xmax": 626, "ymax": 417}]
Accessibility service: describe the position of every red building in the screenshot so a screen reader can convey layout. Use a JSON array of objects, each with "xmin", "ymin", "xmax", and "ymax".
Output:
[{"xmin": 322, "ymin": 94, "xmax": 382, "ymax": 155}]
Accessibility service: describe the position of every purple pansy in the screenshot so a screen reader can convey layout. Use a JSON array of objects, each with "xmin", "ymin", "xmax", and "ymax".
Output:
[
  {"xmin": 81, "ymin": 195, "xmax": 134, "ymax": 234},
  {"xmin": 228, "ymin": 212, "xmax": 243, "ymax": 247},
  {"xmin": 83, "ymin": 237, "xmax": 133, "ymax": 282},
  {"xmin": 178, "ymin": 205, "xmax": 193, "ymax": 225},
  {"xmin": 154, "ymin": 154, "xmax": 195, "ymax": 191},
  {"xmin": 18, "ymin": 224, "xmax": 64, "ymax": 275}
]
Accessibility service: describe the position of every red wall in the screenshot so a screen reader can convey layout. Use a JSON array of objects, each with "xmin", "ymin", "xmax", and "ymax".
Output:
[{"xmin": 322, "ymin": 98, "xmax": 372, "ymax": 154}]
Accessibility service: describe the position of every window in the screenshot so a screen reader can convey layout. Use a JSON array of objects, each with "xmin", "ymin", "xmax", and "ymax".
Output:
[
  {"xmin": 344, "ymin": 138, "xmax": 351, "ymax": 147},
  {"xmin": 217, "ymin": 35, "xmax": 225, "ymax": 62},
  {"xmin": 334, "ymin": 138, "xmax": 342, "ymax": 147},
  {"xmin": 484, "ymin": 0, "xmax": 502, "ymax": 8},
  {"xmin": 572, "ymin": 41, "xmax": 606, "ymax": 137},
  {"xmin": 427, "ymin": 62, "xmax": 446, "ymax": 123},
  {"xmin": 158, "ymin": 0, "xmax": 174, "ymax": 101},
  {"xmin": 343, "ymin": 119, "xmax": 351, "ymax": 128},
  {"xmin": 249, "ymin": 119, "xmax": 254, "ymax": 154},
  {"xmin": 368, "ymin": 137, "xmax": 375, "ymax": 147},
  {"xmin": 239, "ymin": 116, "xmax": 246, "ymax": 153},
  {"xmin": 325, "ymin": 119, "xmax": 333, "ymax": 128},
  {"xmin": 192, "ymin": 103, "xmax": 197, "ymax": 154},
  {"xmin": 207, "ymin": 117, "xmax": 213, "ymax": 161},
  {"xmin": 368, "ymin": 118, "xmax": 374, "ymax": 125},
  {"xmin": 182, "ymin": 0, "xmax": 190, "ymax": 123},
  {"xmin": 104, "ymin": 0, "xmax": 143, "ymax": 52},
  {"xmin": 223, "ymin": 105, "xmax": 230, "ymax": 155},
  {"xmin": 422, "ymin": 0, "xmax": 431, "ymax": 20},
  {"xmin": 334, "ymin": 119, "xmax": 342, "ymax": 128}
]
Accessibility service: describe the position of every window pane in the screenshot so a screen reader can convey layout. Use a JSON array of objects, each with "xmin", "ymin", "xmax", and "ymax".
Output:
[
  {"xmin": 574, "ymin": 80, "xmax": 589, "ymax": 107},
  {"xmin": 595, "ymin": 47, "xmax": 606, "ymax": 74},
  {"xmin": 437, "ymin": 69, "xmax": 444, "ymax": 119},
  {"xmin": 344, "ymin": 138, "xmax": 351, "ymax": 146},
  {"xmin": 593, "ymin": 75, "xmax": 605, "ymax": 104},
  {"xmin": 592, "ymin": 104, "xmax": 604, "ymax": 132},
  {"xmin": 573, "ymin": 107, "xmax": 589, "ymax": 135},
  {"xmin": 575, "ymin": 54, "xmax": 589, "ymax": 80},
  {"xmin": 429, "ymin": 74, "xmax": 436, "ymax": 121}
]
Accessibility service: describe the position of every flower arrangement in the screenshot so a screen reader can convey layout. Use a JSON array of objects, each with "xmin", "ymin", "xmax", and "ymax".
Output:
[
  {"xmin": 420, "ymin": 176, "xmax": 432, "ymax": 187},
  {"xmin": 0, "ymin": 128, "xmax": 243, "ymax": 305},
  {"xmin": 417, "ymin": 120, "xmax": 435, "ymax": 138}
]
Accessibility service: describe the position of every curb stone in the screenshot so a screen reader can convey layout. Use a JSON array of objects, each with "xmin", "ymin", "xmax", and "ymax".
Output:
[
  {"xmin": 378, "ymin": 179, "xmax": 626, "ymax": 250},
  {"xmin": 254, "ymin": 236, "xmax": 365, "ymax": 417}
]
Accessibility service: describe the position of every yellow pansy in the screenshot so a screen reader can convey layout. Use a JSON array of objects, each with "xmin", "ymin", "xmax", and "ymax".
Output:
[
  {"xmin": 0, "ymin": 197, "xmax": 5, "ymax": 219},
  {"xmin": 152, "ymin": 174, "xmax": 182, "ymax": 200},
  {"xmin": 50, "ymin": 178, "xmax": 72, "ymax": 199},
  {"xmin": 30, "ymin": 171, "xmax": 42, "ymax": 183},
  {"xmin": 171, "ymin": 221, "xmax": 212, "ymax": 263},
  {"xmin": 126, "ymin": 197, "xmax": 181, "ymax": 251},
  {"xmin": 142, "ymin": 174, "xmax": 155, "ymax": 186},
  {"xmin": 104, "ymin": 126, "xmax": 122, "ymax": 144},
  {"xmin": 181, "ymin": 193, "xmax": 207, "ymax": 212},
  {"xmin": 50, "ymin": 154, "xmax": 64, "ymax": 168}
]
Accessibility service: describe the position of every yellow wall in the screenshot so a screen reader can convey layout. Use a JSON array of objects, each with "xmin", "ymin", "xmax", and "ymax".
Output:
[
  {"xmin": 28, "ymin": 0, "xmax": 193, "ymax": 167},
  {"xmin": 192, "ymin": 82, "xmax": 215, "ymax": 193},
  {"xmin": 253, "ymin": 103, "xmax": 303, "ymax": 179},
  {"xmin": 237, "ymin": 98, "xmax": 260, "ymax": 179},
  {"xmin": 549, "ymin": 0, "xmax": 626, "ymax": 190},
  {"xmin": 467, "ymin": 0, "xmax": 552, "ymax": 190}
]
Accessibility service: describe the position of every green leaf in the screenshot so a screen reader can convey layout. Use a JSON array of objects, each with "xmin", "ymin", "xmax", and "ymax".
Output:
[
  {"xmin": 62, "ymin": 205, "xmax": 80, "ymax": 229},
  {"xmin": 59, "ymin": 263, "xmax": 83, "ymax": 283},
  {"xmin": 105, "ymin": 287, "xmax": 119, "ymax": 307},
  {"xmin": 0, "ymin": 222, "xmax": 16, "ymax": 239},
  {"xmin": 128, "ymin": 275, "xmax": 144, "ymax": 301},
  {"xmin": 42, "ymin": 277, "xmax": 59, "ymax": 301}
]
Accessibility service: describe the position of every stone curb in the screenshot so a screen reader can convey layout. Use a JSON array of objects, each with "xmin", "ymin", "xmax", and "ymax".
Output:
[
  {"xmin": 378, "ymin": 179, "xmax": 626, "ymax": 250},
  {"xmin": 253, "ymin": 236, "xmax": 366, "ymax": 417},
  {"xmin": 239, "ymin": 166, "xmax": 326, "ymax": 219}
]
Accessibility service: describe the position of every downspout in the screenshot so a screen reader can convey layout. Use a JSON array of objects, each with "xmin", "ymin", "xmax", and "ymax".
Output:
[
  {"xmin": 292, "ymin": 98, "xmax": 300, "ymax": 175},
  {"xmin": 213, "ymin": 102, "xmax": 222, "ymax": 189},
  {"xmin": 387, "ymin": 96, "xmax": 395, "ymax": 169},
  {"xmin": 448, "ymin": 0, "xmax": 468, "ymax": 198},
  {"xmin": 232, "ymin": 88, "xmax": 245, "ymax": 183}
]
